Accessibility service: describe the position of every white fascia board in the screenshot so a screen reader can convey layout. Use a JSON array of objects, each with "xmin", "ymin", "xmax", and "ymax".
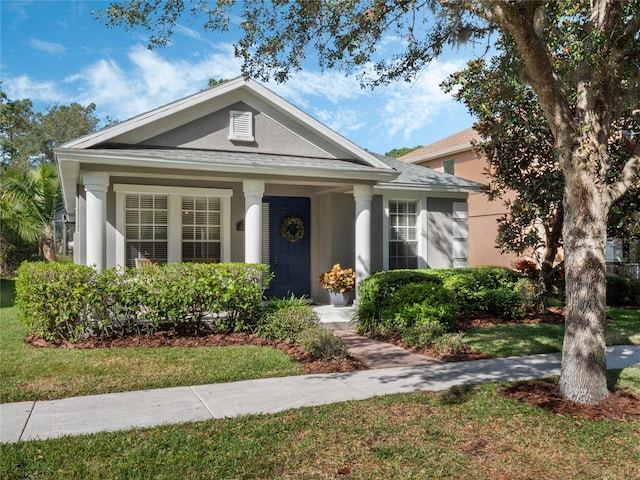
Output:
[
  {"xmin": 56, "ymin": 149, "xmax": 398, "ymax": 183},
  {"xmin": 56, "ymin": 157, "xmax": 80, "ymax": 215},
  {"xmin": 405, "ymin": 143, "xmax": 473, "ymax": 164}
]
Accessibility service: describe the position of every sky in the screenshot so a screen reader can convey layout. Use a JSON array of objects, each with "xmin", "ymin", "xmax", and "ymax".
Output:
[{"xmin": 1, "ymin": 0, "xmax": 480, "ymax": 155}]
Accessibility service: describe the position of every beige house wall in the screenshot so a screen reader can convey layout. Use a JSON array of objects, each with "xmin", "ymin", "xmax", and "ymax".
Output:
[{"xmin": 409, "ymin": 145, "xmax": 519, "ymax": 268}]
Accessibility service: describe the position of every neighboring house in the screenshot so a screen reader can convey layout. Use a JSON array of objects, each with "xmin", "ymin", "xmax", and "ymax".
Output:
[
  {"xmin": 398, "ymin": 128, "xmax": 519, "ymax": 268},
  {"xmin": 55, "ymin": 78, "xmax": 482, "ymax": 303}
]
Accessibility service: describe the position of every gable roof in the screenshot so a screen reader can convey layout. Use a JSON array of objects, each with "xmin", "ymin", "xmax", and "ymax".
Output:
[
  {"xmin": 399, "ymin": 127, "xmax": 480, "ymax": 164},
  {"xmin": 61, "ymin": 77, "xmax": 390, "ymax": 170}
]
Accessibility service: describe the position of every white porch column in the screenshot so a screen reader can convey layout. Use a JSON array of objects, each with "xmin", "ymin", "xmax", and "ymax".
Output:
[
  {"xmin": 83, "ymin": 172, "xmax": 110, "ymax": 271},
  {"xmin": 243, "ymin": 179, "xmax": 265, "ymax": 264},
  {"xmin": 353, "ymin": 184, "xmax": 373, "ymax": 293}
]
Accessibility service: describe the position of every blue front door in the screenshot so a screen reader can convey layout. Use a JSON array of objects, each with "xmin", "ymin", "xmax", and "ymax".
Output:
[{"xmin": 264, "ymin": 196, "xmax": 310, "ymax": 298}]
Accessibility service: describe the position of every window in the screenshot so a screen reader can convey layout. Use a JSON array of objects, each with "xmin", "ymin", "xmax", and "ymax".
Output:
[
  {"xmin": 389, "ymin": 200, "xmax": 418, "ymax": 269},
  {"xmin": 443, "ymin": 158, "xmax": 455, "ymax": 175},
  {"xmin": 182, "ymin": 196, "xmax": 221, "ymax": 262},
  {"xmin": 125, "ymin": 194, "xmax": 168, "ymax": 267},
  {"xmin": 115, "ymin": 184, "xmax": 232, "ymax": 267},
  {"xmin": 229, "ymin": 110, "xmax": 254, "ymax": 142}
]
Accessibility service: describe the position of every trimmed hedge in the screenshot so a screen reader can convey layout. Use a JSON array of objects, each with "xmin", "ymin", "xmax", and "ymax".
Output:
[
  {"xmin": 606, "ymin": 274, "xmax": 640, "ymax": 307},
  {"xmin": 355, "ymin": 267, "xmax": 533, "ymax": 347},
  {"xmin": 428, "ymin": 267, "xmax": 523, "ymax": 315},
  {"xmin": 356, "ymin": 270, "xmax": 444, "ymax": 330},
  {"xmin": 16, "ymin": 262, "xmax": 270, "ymax": 342}
]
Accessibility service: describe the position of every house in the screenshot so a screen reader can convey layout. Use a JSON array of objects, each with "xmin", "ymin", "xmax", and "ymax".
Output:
[
  {"xmin": 55, "ymin": 78, "xmax": 482, "ymax": 303},
  {"xmin": 398, "ymin": 128, "xmax": 519, "ymax": 268}
]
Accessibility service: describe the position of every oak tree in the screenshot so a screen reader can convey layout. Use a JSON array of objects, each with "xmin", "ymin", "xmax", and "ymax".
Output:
[{"xmin": 98, "ymin": 0, "xmax": 640, "ymax": 404}]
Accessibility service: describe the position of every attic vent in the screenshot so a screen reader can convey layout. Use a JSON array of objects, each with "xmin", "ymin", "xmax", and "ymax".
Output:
[{"xmin": 229, "ymin": 110, "xmax": 254, "ymax": 142}]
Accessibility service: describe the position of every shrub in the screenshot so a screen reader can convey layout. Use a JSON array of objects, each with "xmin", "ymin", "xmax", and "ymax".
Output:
[
  {"xmin": 401, "ymin": 319, "xmax": 448, "ymax": 347},
  {"xmin": 15, "ymin": 262, "xmax": 102, "ymax": 342},
  {"xmin": 256, "ymin": 305, "xmax": 319, "ymax": 342},
  {"xmin": 299, "ymin": 328, "xmax": 348, "ymax": 360},
  {"xmin": 607, "ymin": 274, "xmax": 640, "ymax": 307},
  {"xmin": 432, "ymin": 333, "xmax": 467, "ymax": 356},
  {"xmin": 356, "ymin": 270, "xmax": 443, "ymax": 333},
  {"xmin": 263, "ymin": 294, "xmax": 310, "ymax": 314},
  {"xmin": 430, "ymin": 267, "xmax": 524, "ymax": 316},
  {"xmin": 257, "ymin": 303, "xmax": 347, "ymax": 360},
  {"xmin": 515, "ymin": 278, "xmax": 546, "ymax": 314},
  {"xmin": 16, "ymin": 262, "xmax": 270, "ymax": 341},
  {"xmin": 482, "ymin": 287, "xmax": 525, "ymax": 320}
]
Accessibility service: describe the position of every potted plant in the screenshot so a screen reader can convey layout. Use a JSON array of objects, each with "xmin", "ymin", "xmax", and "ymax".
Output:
[{"xmin": 318, "ymin": 263, "xmax": 356, "ymax": 306}]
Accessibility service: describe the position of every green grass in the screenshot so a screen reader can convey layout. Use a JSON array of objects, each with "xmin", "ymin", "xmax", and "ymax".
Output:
[
  {"xmin": 0, "ymin": 279, "xmax": 304, "ymax": 403},
  {"xmin": 1, "ymin": 379, "xmax": 639, "ymax": 479},
  {"xmin": 464, "ymin": 307, "xmax": 640, "ymax": 358}
]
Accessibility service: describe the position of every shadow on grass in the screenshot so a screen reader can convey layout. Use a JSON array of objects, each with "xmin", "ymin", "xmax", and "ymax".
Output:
[
  {"xmin": 0, "ymin": 279, "xmax": 16, "ymax": 309},
  {"xmin": 439, "ymin": 384, "xmax": 477, "ymax": 405}
]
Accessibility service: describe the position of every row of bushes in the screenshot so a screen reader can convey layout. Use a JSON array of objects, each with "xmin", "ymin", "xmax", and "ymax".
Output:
[
  {"xmin": 355, "ymin": 267, "xmax": 545, "ymax": 349},
  {"xmin": 16, "ymin": 262, "xmax": 349, "ymax": 361},
  {"xmin": 606, "ymin": 274, "xmax": 640, "ymax": 307},
  {"xmin": 356, "ymin": 267, "xmax": 640, "ymax": 349},
  {"xmin": 16, "ymin": 262, "xmax": 269, "ymax": 342}
]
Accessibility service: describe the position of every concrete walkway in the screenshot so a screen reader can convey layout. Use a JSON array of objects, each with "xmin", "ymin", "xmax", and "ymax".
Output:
[{"xmin": 2, "ymin": 305, "xmax": 639, "ymax": 444}]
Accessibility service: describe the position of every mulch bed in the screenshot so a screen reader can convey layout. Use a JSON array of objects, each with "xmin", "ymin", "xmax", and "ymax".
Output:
[
  {"xmin": 24, "ymin": 331, "xmax": 368, "ymax": 374},
  {"xmin": 24, "ymin": 306, "xmax": 640, "ymax": 421}
]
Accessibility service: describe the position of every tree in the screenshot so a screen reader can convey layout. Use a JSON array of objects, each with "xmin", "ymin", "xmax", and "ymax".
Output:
[
  {"xmin": 0, "ymin": 163, "xmax": 62, "ymax": 262},
  {"xmin": 0, "ymin": 86, "xmax": 36, "ymax": 173},
  {"xmin": 0, "ymin": 86, "xmax": 99, "ymax": 171},
  {"xmin": 99, "ymin": 1, "xmax": 639, "ymax": 404},
  {"xmin": 444, "ymin": 38, "xmax": 639, "ymax": 292},
  {"xmin": 385, "ymin": 146, "xmax": 424, "ymax": 159},
  {"xmin": 32, "ymin": 103, "xmax": 100, "ymax": 165},
  {"xmin": 0, "ymin": 90, "xmax": 100, "ymax": 268}
]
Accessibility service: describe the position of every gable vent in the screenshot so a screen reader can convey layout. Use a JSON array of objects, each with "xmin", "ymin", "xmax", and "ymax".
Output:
[{"xmin": 229, "ymin": 110, "xmax": 254, "ymax": 142}]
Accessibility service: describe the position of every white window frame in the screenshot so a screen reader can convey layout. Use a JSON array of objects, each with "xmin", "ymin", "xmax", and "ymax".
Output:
[
  {"xmin": 382, "ymin": 195, "xmax": 427, "ymax": 270},
  {"xmin": 114, "ymin": 184, "xmax": 232, "ymax": 267}
]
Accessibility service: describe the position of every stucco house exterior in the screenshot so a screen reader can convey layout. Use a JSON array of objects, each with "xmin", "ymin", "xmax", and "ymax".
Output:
[
  {"xmin": 399, "ymin": 128, "xmax": 519, "ymax": 268},
  {"xmin": 55, "ymin": 78, "xmax": 481, "ymax": 303}
]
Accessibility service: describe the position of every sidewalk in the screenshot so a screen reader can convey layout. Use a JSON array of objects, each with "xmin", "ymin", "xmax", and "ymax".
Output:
[{"xmin": 2, "ymin": 305, "xmax": 639, "ymax": 444}]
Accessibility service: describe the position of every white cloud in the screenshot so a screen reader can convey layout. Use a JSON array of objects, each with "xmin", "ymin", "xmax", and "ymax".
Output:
[
  {"xmin": 270, "ymin": 70, "xmax": 366, "ymax": 108},
  {"xmin": 4, "ymin": 75, "xmax": 65, "ymax": 105},
  {"xmin": 63, "ymin": 44, "xmax": 243, "ymax": 121},
  {"xmin": 314, "ymin": 107, "xmax": 366, "ymax": 135},
  {"xmin": 29, "ymin": 38, "xmax": 67, "ymax": 55},
  {"xmin": 376, "ymin": 59, "xmax": 467, "ymax": 140}
]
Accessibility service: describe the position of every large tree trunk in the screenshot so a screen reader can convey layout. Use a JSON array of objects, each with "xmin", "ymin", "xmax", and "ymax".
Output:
[{"xmin": 558, "ymin": 158, "xmax": 610, "ymax": 404}]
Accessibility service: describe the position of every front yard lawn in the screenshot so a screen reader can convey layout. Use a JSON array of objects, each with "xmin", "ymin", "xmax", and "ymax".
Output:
[
  {"xmin": 1, "ymin": 279, "xmax": 304, "ymax": 403},
  {"xmin": 1, "ymin": 379, "xmax": 639, "ymax": 479},
  {"xmin": 463, "ymin": 307, "xmax": 640, "ymax": 358}
]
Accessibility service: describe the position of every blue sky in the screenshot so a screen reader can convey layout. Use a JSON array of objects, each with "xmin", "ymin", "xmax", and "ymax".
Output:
[{"xmin": 1, "ymin": 0, "xmax": 479, "ymax": 155}]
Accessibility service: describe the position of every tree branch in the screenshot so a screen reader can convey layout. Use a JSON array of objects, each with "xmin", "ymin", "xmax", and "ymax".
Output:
[
  {"xmin": 607, "ymin": 146, "xmax": 640, "ymax": 206},
  {"xmin": 482, "ymin": 1, "xmax": 575, "ymax": 153}
]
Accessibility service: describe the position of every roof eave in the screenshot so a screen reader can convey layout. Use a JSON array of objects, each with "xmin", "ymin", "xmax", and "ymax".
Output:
[{"xmin": 404, "ymin": 143, "xmax": 474, "ymax": 164}]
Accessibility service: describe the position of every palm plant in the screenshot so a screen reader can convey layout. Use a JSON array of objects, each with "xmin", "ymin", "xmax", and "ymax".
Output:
[{"xmin": 1, "ymin": 163, "xmax": 62, "ymax": 262}]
